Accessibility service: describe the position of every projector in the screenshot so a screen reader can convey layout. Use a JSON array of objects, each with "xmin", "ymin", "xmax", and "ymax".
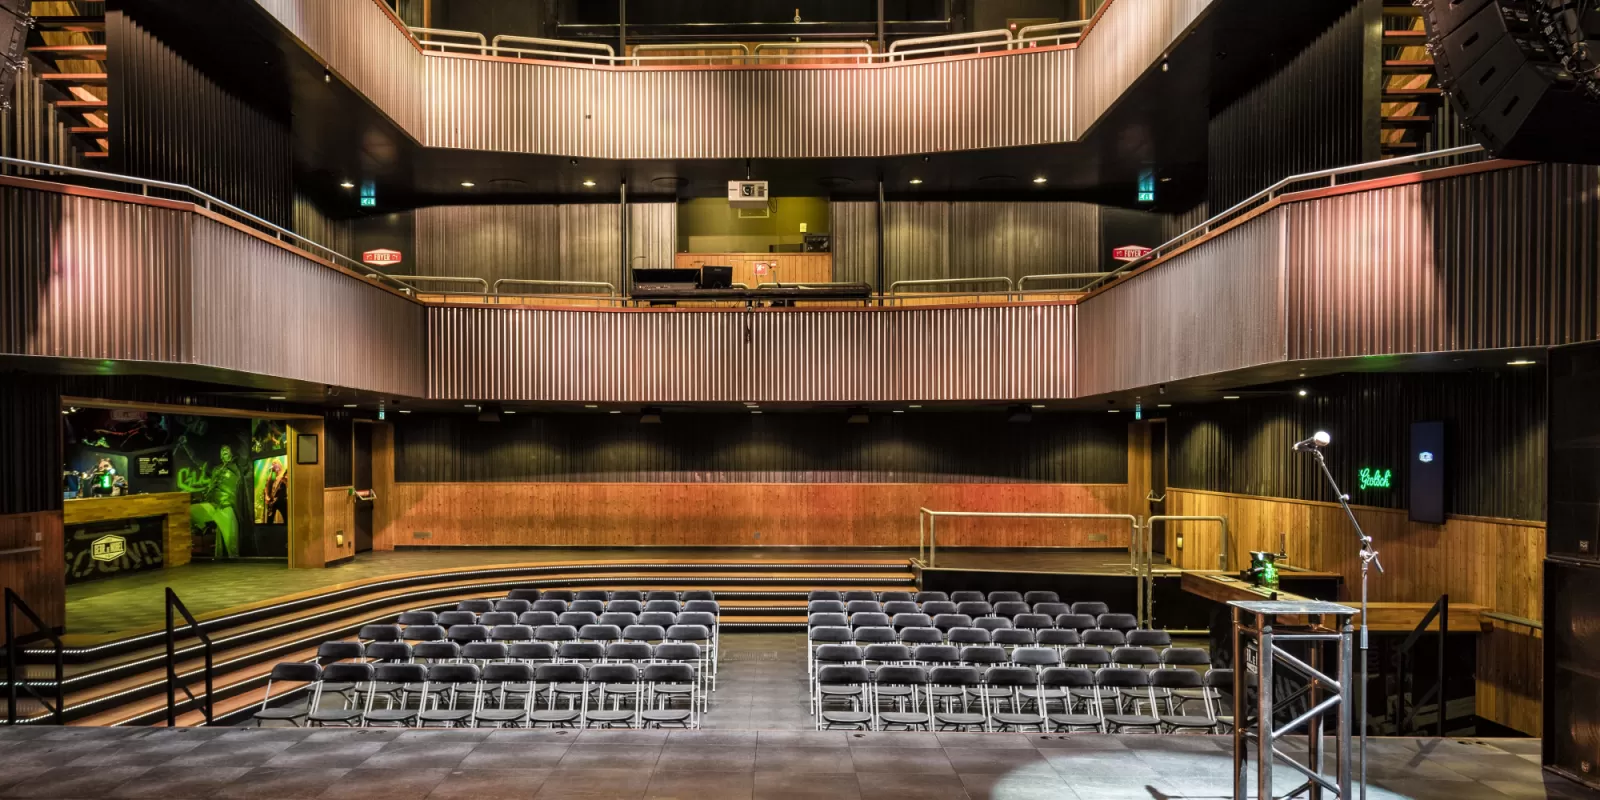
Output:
[{"xmin": 728, "ymin": 180, "xmax": 769, "ymax": 210}]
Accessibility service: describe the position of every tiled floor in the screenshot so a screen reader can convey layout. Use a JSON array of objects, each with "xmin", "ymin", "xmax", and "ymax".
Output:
[{"xmin": 0, "ymin": 726, "xmax": 1585, "ymax": 799}]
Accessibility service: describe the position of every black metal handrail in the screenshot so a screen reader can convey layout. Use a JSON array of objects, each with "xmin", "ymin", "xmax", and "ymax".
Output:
[
  {"xmin": 1395, "ymin": 593, "xmax": 1447, "ymax": 737},
  {"xmin": 4, "ymin": 588, "xmax": 63, "ymax": 725},
  {"xmin": 166, "ymin": 588, "xmax": 214, "ymax": 726}
]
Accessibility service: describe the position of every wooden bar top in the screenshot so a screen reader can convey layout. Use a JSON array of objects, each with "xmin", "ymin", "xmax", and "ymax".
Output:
[{"xmin": 1180, "ymin": 571, "xmax": 1488, "ymax": 633}]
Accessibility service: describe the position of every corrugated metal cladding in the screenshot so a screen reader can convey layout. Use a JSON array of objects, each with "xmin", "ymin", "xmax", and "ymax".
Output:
[
  {"xmin": 254, "ymin": 0, "xmax": 423, "ymax": 136},
  {"xmin": 0, "ymin": 186, "xmax": 192, "ymax": 363},
  {"xmin": 1073, "ymin": 0, "xmax": 1212, "ymax": 136},
  {"xmin": 394, "ymin": 411, "xmax": 1128, "ymax": 485},
  {"xmin": 881, "ymin": 202, "xmax": 1101, "ymax": 289},
  {"xmin": 1288, "ymin": 163, "xmax": 1600, "ymax": 359},
  {"xmin": 190, "ymin": 219, "xmax": 427, "ymax": 398},
  {"xmin": 411, "ymin": 202, "xmax": 671, "ymax": 287},
  {"xmin": 1075, "ymin": 210, "xmax": 1286, "ymax": 397},
  {"xmin": 829, "ymin": 201, "xmax": 878, "ymax": 286},
  {"xmin": 1168, "ymin": 371, "xmax": 1545, "ymax": 521},
  {"xmin": 292, "ymin": 193, "xmax": 353, "ymax": 256},
  {"xmin": 0, "ymin": 381, "xmax": 63, "ymax": 515},
  {"xmin": 629, "ymin": 203, "xmax": 676, "ymax": 271},
  {"xmin": 427, "ymin": 303, "xmax": 1074, "ymax": 403},
  {"xmin": 1, "ymin": 72, "xmax": 82, "ymax": 169}
]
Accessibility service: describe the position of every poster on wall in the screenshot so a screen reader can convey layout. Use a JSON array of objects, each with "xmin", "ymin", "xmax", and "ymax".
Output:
[
  {"xmin": 64, "ymin": 516, "xmax": 165, "ymax": 585},
  {"xmin": 62, "ymin": 408, "xmax": 291, "ymax": 561}
]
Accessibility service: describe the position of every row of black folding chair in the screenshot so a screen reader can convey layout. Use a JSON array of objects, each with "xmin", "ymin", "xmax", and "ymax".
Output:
[
  {"xmin": 253, "ymin": 660, "xmax": 700, "ymax": 729},
  {"xmin": 807, "ymin": 590, "xmax": 1072, "ymax": 606},
  {"xmin": 410, "ymin": 603, "xmax": 719, "ymax": 627},
  {"xmin": 806, "ymin": 625, "xmax": 1170, "ymax": 662},
  {"xmin": 499, "ymin": 589, "xmax": 718, "ymax": 606},
  {"xmin": 364, "ymin": 620, "xmax": 714, "ymax": 645},
  {"xmin": 807, "ymin": 611, "xmax": 1144, "ymax": 635},
  {"xmin": 807, "ymin": 603, "xmax": 1134, "ymax": 630}
]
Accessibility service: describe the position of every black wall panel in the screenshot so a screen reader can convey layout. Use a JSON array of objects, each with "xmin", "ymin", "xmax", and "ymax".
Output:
[
  {"xmin": 394, "ymin": 412, "xmax": 1128, "ymax": 484},
  {"xmin": 0, "ymin": 378, "xmax": 63, "ymax": 515},
  {"xmin": 324, "ymin": 413, "xmax": 354, "ymax": 488},
  {"xmin": 1169, "ymin": 371, "xmax": 1545, "ymax": 521},
  {"xmin": 1206, "ymin": 2, "xmax": 1366, "ymax": 212},
  {"xmin": 107, "ymin": 11, "xmax": 293, "ymax": 227}
]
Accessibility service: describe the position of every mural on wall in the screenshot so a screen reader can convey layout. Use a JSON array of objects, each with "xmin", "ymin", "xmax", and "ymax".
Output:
[
  {"xmin": 63, "ymin": 408, "xmax": 290, "ymax": 560},
  {"xmin": 64, "ymin": 516, "xmax": 166, "ymax": 585}
]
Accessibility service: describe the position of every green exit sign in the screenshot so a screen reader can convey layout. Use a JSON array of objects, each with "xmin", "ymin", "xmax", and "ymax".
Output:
[{"xmin": 1358, "ymin": 467, "xmax": 1392, "ymax": 490}]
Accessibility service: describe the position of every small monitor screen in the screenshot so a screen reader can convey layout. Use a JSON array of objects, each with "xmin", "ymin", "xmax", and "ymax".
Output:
[{"xmin": 1410, "ymin": 421, "xmax": 1445, "ymax": 524}]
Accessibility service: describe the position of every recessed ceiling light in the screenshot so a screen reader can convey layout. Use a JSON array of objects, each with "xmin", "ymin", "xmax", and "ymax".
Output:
[
  {"xmin": 1223, "ymin": 395, "xmax": 1240, "ymax": 400},
  {"xmin": 398, "ymin": 409, "xmax": 411, "ymax": 414},
  {"xmin": 584, "ymin": 404, "xmax": 598, "ymax": 408},
  {"xmin": 909, "ymin": 178, "xmax": 923, "ymax": 185},
  {"xmin": 909, "ymin": 404, "xmax": 922, "ymax": 408},
  {"xmin": 1507, "ymin": 359, "xmax": 1537, "ymax": 366},
  {"xmin": 504, "ymin": 410, "xmax": 517, "ymax": 415},
  {"xmin": 1297, "ymin": 389, "xmax": 1308, "ymax": 397},
  {"xmin": 609, "ymin": 410, "xmax": 621, "ymax": 414},
  {"xmin": 339, "ymin": 181, "xmax": 354, "ymax": 189},
  {"xmin": 464, "ymin": 404, "xmax": 477, "ymax": 408},
  {"xmin": 1031, "ymin": 404, "xmax": 1046, "ymax": 409},
  {"xmin": 460, "ymin": 181, "xmax": 475, "ymax": 188},
  {"xmin": 582, "ymin": 179, "xmax": 597, "ymax": 187},
  {"xmin": 269, "ymin": 395, "xmax": 286, "ymax": 400},
  {"xmin": 1160, "ymin": 177, "xmax": 1172, "ymax": 183},
  {"xmin": 751, "ymin": 410, "xmax": 762, "ymax": 415},
  {"xmin": 892, "ymin": 409, "xmax": 905, "ymax": 414},
  {"xmin": 1157, "ymin": 403, "xmax": 1171, "ymax": 408},
  {"xmin": 1108, "ymin": 409, "xmax": 1120, "ymax": 413},
  {"xmin": 343, "ymin": 403, "xmax": 357, "ymax": 408},
  {"xmin": 1032, "ymin": 177, "xmax": 1048, "ymax": 184}
]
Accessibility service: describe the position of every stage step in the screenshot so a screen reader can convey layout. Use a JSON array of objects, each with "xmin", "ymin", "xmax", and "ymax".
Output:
[{"xmin": 3, "ymin": 559, "xmax": 912, "ymax": 726}]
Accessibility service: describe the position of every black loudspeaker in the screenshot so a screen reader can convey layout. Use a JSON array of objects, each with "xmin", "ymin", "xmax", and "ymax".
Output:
[
  {"xmin": 1422, "ymin": 0, "xmax": 1600, "ymax": 163},
  {"xmin": 1545, "ymin": 558, "xmax": 1600, "ymax": 789},
  {"xmin": 1548, "ymin": 341, "xmax": 1600, "ymax": 563},
  {"xmin": 0, "ymin": 1, "xmax": 27, "ymax": 112}
]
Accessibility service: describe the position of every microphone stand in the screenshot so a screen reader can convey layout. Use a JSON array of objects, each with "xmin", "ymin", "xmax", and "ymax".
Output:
[{"xmin": 1305, "ymin": 444, "xmax": 1381, "ymax": 800}]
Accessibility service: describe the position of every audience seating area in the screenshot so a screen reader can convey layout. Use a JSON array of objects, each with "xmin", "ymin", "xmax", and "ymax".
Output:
[
  {"xmin": 250, "ymin": 589, "xmax": 717, "ymax": 729},
  {"xmin": 805, "ymin": 589, "xmax": 1228, "ymax": 734}
]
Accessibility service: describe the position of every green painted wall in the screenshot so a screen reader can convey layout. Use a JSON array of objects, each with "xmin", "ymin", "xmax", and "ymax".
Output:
[{"xmin": 676, "ymin": 197, "xmax": 830, "ymax": 252}]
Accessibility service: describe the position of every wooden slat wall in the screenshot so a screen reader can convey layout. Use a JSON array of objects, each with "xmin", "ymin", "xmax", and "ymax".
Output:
[
  {"xmin": 371, "ymin": 422, "xmax": 397, "ymax": 552},
  {"xmin": 323, "ymin": 487, "xmax": 355, "ymax": 565},
  {"xmin": 287, "ymin": 419, "xmax": 327, "ymax": 569},
  {"xmin": 62, "ymin": 492, "xmax": 192, "ymax": 569},
  {"xmin": 672, "ymin": 253, "xmax": 833, "ymax": 288},
  {"xmin": 387, "ymin": 482, "xmax": 1133, "ymax": 549},
  {"xmin": 1165, "ymin": 488, "xmax": 1543, "ymax": 734},
  {"xmin": 0, "ymin": 510, "xmax": 64, "ymax": 634}
]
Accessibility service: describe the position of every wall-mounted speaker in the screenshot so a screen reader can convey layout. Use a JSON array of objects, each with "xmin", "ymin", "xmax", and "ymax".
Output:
[
  {"xmin": 1545, "ymin": 558, "xmax": 1600, "ymax": 789},
  {"xmin": 1422, "ymin": 0, "xmax": 1600, "ymax": 163},
  {"xmin": 0, "ymin": 1, "xmax": 28, "ymax": 113}
]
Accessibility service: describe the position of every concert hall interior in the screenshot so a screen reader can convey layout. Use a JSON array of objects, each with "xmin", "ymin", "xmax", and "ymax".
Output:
[{"xmin": 2, "ymin": 0, "xmax": 1599, "ymax": 798}]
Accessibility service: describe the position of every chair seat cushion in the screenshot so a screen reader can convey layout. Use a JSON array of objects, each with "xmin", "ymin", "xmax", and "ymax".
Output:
[
  {"xmin": 822, "ymin": 711, "xmax": 873, "ymax": 725},
  {"xmin": 252, "ymin": 707, "xmax": 309, "ymax": 721},
  {"xmin": 879, "ymin": 711, "xmax": 929, "ymax": 725},
  {"xmin": 475, "ymin": 709, "xmax": 528, "ymax": 722},
  {"xmin": 529, "ymin": 709, "xmax": 581, "ymax": 722},
  {"xmin": 364, "ymin": 709, "xmax": 419, "ymax": 723},
  {"xmin": 418, "ymin": 709, "xmax": 474, "ymax": 723},
  {"xmin": 935, "ymin": 712, "xmax": 986, "ymax": 725},
  {"xmin": 1019, "ymin": 688, "xmax": 1068, "ymax": 700},
  {"xmin": 1162, "ymin": 714, "xmax": 1220, "ymax": 728},
  {"xmin": 1104, "ymin": 713, "xmax": 1161, "ymax": 728},
  {"xmin": 586, "ymin": 710, "xmax": 637, "ymax": 722},
  {"xmin": 640, "ymin": 709, "xmax": 692, "ymax": 722},
  {"xmin": 1047, "ymin": 713, "xmax": 1101, "ymax": 729},
  {"xmin": 306, "ymin": 708, "xmax": 364, "ymax": 724},
  {"xmin": 992, "ymin": 712, "xmax": 1045, "ymax": 725}
]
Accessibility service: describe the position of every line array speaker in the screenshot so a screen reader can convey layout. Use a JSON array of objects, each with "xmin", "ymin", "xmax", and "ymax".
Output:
[
  {"xmin": 1422, "ymin": 0, "xmax": 1600, "ymax": 163},
  {"xmin": 0, "ymin": 1, "xmax": 27, "ymax": 113},
  {"xmin": 1545, "ymin": 558, "xmax": 1600, "ymax": 789}
]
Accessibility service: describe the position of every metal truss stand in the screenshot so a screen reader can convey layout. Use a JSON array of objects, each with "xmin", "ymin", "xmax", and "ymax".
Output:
[{"xmin": 1231, "ymin": 600, "xmax": 1358, "ymax": 800}]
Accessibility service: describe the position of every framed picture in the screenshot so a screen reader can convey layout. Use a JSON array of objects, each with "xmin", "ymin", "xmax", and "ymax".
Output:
[{"xmin": 295, "ymin": 433, "xmax": 319, "ymax": 465}]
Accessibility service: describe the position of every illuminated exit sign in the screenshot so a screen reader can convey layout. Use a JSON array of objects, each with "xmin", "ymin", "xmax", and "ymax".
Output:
[{"xmin": 1358, "ymin": 467, "xmax": 1392, "ymax": 490}]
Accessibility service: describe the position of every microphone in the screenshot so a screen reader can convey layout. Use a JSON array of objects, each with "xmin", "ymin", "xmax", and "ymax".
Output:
[{"xmin": 1292, "ymin": 431, "xmax": 1331, "ymax": 452}]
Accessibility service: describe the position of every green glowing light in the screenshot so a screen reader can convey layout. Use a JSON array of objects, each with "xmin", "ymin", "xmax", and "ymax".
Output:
[{"xmin": 1358, "ymin": 467, "xmax": 1392, "ymax": 490}]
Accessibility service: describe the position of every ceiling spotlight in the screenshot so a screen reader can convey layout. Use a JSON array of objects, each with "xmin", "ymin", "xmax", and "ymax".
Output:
[
  {"xmin": 398, "ymin": 409, "xmax": 411, "ymax": 414},
  {"xmin": 339, "ymin": 181, "xmax": 355, "ymax": 189},
  {"xmin": 1160, "ymin": 58, "xmax": 1169, "ymax": 72},
  {"xmin": 1031, "ymin": 404, "xmax": 1046, "ymax": 409},
  {"xmin": 909, "ymin": 178, "xmax": 923, "ymax": 185},
  {"xmin": 609, "ymin": 410, "xmax": 621, "ymax": 414},
  {"xmin": 892, "ymin": 409, "xmax": 905, "ymax": 414},
  {"xmin": 343, "ymin": 403, "xmax": 358, "ymax": 408},
  {"xmin": 1032, "ymin": 177, "xmax": 1048, "ymax": 184},
  {"xmin": 323, "ymin": 68, "xmax": 331, "ymax": 84},
  {"xmin": 460, "ymin": 181, "xmax": 475, "ymax": 188},
  {"xmin": 1108, "ymin": 409, "xmax": 1120, "ymax": 413},
  {"xmin": 584, "ymin": 404, "xmax": 598, "ymax": 409},
  {"xmin": 1297, "ymin": 389, "xmax": 1308, "ymax": 397},
  {"xmin": 1157, "ymin": 403, "xmax": 1171, "ymax": 408},
  {"xmin": 1223, "ymin": 395, "xmax": 1240, "ymax": 400},
  {"xmin": 752, "ymin": 410, "xmax": 762, "ymax": 415},
  {"xmin": 464, "ymin": 404, "xmax": 477, "ymax": 408},
  {"xmin": 908, "ymin": 404, "xmax": 922, "ymax": 408},
  {"xmin": 582, "ymin": 179, "xmax": 597, "ymax": 187},
  {"xmin": 1507, "ymin": 359, "xmax": 1537, "ymax": 366},
  {"xmin": 641, "ymin": 407, "xmax": 662, "ymax": 424},
  {"xmin": 269, "ymin": 395, "xmax": 286, "ymax": 400},
  {"xmin": 503, "ymin": 410, "xmax": 517, "ymax": 415},
  {"xmin": 847, "ymin": 407, "xmax": 870, "ymax": 424}
]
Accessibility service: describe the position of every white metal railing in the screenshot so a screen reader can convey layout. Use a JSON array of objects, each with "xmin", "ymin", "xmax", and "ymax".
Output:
[
  {"xmin": 401, "ymin": 276, "xmax": 490, "ymax": 293},
  {"xmin": 409, "ymin": 27, "xmax": 486, "ymax": 49},
  {"xmin": 751, "ymin": 41, "xmax": 874, "ymax": 64},
  {"xmin": 887, "ymin": 29, "xmax": 1012, "ymax": 60},
  {"xmin": 1015, "ymin": 272, "xmax": 1112, "ymax": 290},
  {"xmin": 491, "ymin": 35, "xmax": 614, "ymax": 64},
  {"xmin": 889, "ymin": 276, "xmax": 1015, "ymax": 296},
  {"xmin": 631, "ymin": 42, "xmax": 750, "ymax": 66},
  {"xmin": 1015, "ymin": 19, "xmax": 1090, "ymax": 47},
  {"xmin": 1078, "ymin": 144, "xmax": 1487, "ymax": 291},
  {"xmin": 493, "ymin": 278, "xmax": 617, "ymax": 296}
]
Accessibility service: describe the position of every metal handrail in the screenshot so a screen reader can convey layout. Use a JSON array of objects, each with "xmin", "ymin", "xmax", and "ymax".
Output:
[
  {"xmin": 1482, "ymin": 610, "xmax": 1542, "ymax": 630},
  {"xmin": 751, "ymin": 41, "xmax": 874, "ymax": 64},
  {"xmin": 1144, "ymin": 515, "xmax": 1228, "ymax": 626},
  {"xmin": 1015, "ymin": 19, "xmax": 1089, "ymax": 46},
  {"xmin": 1016, "ymin": 272, "xmax": 1111, "ymax": 289},
  {"xmin": 400, "ymin": 276, "xmax": 490, "ymax": 294},
  {"xmin": 888, "ymin": 29, "xmax": 1012, "ymax": 60},
  {"xmin": 754, "ymin": 281, "xmax": 864, "ymax": 289},
  {"xmin": 1395, "ymin": 594, "xmax": 1447, "ymax": 737},
  {"xmin": 1083, "ymin": 144, "xmax": 1486, "ymax": 291},
  {"xmin": 0, "ymin": 156, "xmax": 416, "ymax": 294},
  {"xmin": 491, "ymin": 34, "xmax": 613, "ymax": 64},
  {"xmin": 4, "ymin": 588, "xmax": 63, "ymax": 725},
  {"xmin": 632, "ymin": 42, "xmax": 750, "ymax": 66},
  {"xmin": 408, "ymin": 27, "xmax": 487, "ymax": 48},
  {"xmin": 493, "ymin": 278, "xmax": 617, "ymax": 296},
  {"xmin": 166, "ymin": 588, "xmax": 214, "ymax": 726},
  {"xmin": 889, "ymin": 276, "xmax": 1015, "ymax": 294}
]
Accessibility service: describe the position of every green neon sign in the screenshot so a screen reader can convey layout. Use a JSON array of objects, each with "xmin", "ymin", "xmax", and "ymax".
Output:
[{"xmin": 1358, "ymin": 467, "xmax": 1392, "ymax": 490}]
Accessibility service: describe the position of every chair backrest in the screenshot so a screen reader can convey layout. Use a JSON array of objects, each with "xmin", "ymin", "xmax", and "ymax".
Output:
[
  {"xmin": 808, "ymin": 590, "xmax": 843, "ymax": 602},
  {"xmin": 643, "ymin": 663, "xmax": 697, "ymax": 684},
  {"xmin": 1032, "ymin": 602, "xmax": 1070, "ymax": 618},
  {"xmin": 928, "ymin": 665, "xmax": 981, "ymax": 686},
  {"xmin": 1055, "ymin": 614, "xmax": 1097, "ymax": 631},
  {"xmin": 364, "ymin": 642, "xmax": 413, "ymax": 662},
  {"xmin": 535, "ymin": 663, "xmax": 585, "ymax": 683},
  {"xmin": 623, "ymin": 625, "xmax": 668, "ymax": 642},
  {"xmin": 447, "ymin": 624, "xmax": 492, "ymax": 644},
  {"xmin": 932, "ymin": 613, "xmax": 973, "ymax": 632},
  {"xmin": 898, "ymin": 627, "xmax": 943, "ymax": 645},
  {"xmin": 1127, "ymin": 629, "xmax": 1173, "ymax": 648},
  {"xmin": 599, "ymin": 612, "xmax": 638, "ymax": 628},
  {"xmin": 1163, "ymin": 647, "xmax": 1212, "ymax": 667},
  {"xmin": 667, "ymin": 624, "xmax": 711, "ymax": 642},
  {"xmin": 439, "ymin": 611, "xmax": 478, "ymax": 627},
  {"xmin": 322, "ymin": 662, "xmax": 373, "ymax": 683},
  {"xmin": 645, "ymin": 600, "xmax": 683, "ymax": 613},
  {"xmin": 814, "ymin": 644, "xmax": 863, "ymax": 664},
  {"xmin": 375, "ymin": 663, "xmax": 427, "ymax": 683},
  {"xmin": 483, "ymin": 662, "xmax": 533, "ymax": 682},
  {"xmin": 914, "ymin": 592, "xmax": 950, "ymax": 604},
  {"xmin": 681, "ymin": 590, "xmax": 716, "ymax": 602},
  {"xmin": 817, "ymin": 664, "xmax": 871, "ymax": 685},
  {"xmin": 883, "ymin": 601, "xmax": 919, "ymax": 616},
  {"xmin": 808, "ymin": 600, "xmax": 846, "ymax": 615},
  {"xmin": 607, "ymin": 600, "xmax": 644, "ymax": 615},
  {"xmin": 427, "ymin": 662, "xmax": 482, "ymax": 685},
  {"xmin": 534, "ymin": 625, "xmax": 579, "ymax": 642},
  {"xmin": 891, "ymin": 613, "xmax": 932, "ymax": 630},
  {"xmin": 1023, "ymin": 591, "xmax": 1061, "ymax": 605},
  {"xmin": 959, "ymin": 645, "xmax": 1009, "ymax": 666},
  {"xmin": 879, "ymin": 591, "xmax": 914, "ymax": 603},
  {"xmin": 1081, "ymin": 629, "xmax": 1126, "ymax": 648},
  {"xmin": 1036, "ymin": 629, "xmax": 1080, "ymax": 648},
  {"xmin": 1064, "ymin": 646, "xmax": 1112, "ymax": 667},
  {"xmin": 1096, "ymin": 667, "xmax": 1150, "ymax": 688},
  {"xmin": 850, "ymin": 612, "xmax": 891, "ymax": 629},
  {"xmin": 920, "ymin": 601, "xmax": 958, "ymax": 616},
  {"xmin": 480, "ymin": 611, "xmax": 518, "ymax": 627},
  {"xmin": 1039, "ymin": 666, "xmax": 1094, "ymax": 688},
  {"xmin": 532, "ymin": 600, "xmax": 569, "ymax": 613},
  {"xmin": 559, "ymin": 642, "xmax": 605, "ymax": 662},
  {"xmin": 509, "ymin": 642, "xmax": 556, "ymax": 662},
  {"xmin": 956, "ymin": 601, "xmax": 994, "ymax": 618},
  {"xmin": 414, "ymin": 641, "xmax": 462, "ymax": 661},
  {"xmin": 677, "ymin": 611, "xmax": 717, "ymax": 628},
  {"xmin": 845, "ymin": 600, "xmax": 882, "ymax": 615},
  {"xmin": 683, "ymin": 600, "xmax": 720, "ymax": 614},
  {"xmin": 1097, "ymin": 613, "xmax": 1139, "ymax": 632},
  {"xmin": 1071, "ymin": 601, "xmax": 1109, "ymax": 617},
  {"xmin": 402, "ymin": 624, "xmax": 447, "ymax": 642},
  {"xmin": 987, "ymin": 591, "xmax": 1024, "ymax": 604},
  {"xmin": 397, "ymin": 611, "xmax": 438, "ymax": 626},
  {"xmin": 462, "ymin": 642, "xmax": 508, "ymax": 662},
  {"xmin": 317, "ymin": 641, "xmax": 364, "ymax": 662},
  {"xmin": 653, "ymin": 642, "xmax": 701, "ymax": 663},
  {"xmin": 496, "ymin": 599, "xmax": 534, "ymax": 614},
  {"xmin": 810, "ymin": 613, "xmax": 848, "ymax": 629},
  {"xmin": 842, "ymin": 590, "xmax": 878, "ymax": 603},
  {"xmin": 359, "ymin": 624, "xmax": 403, "ymax": 642},
  {"xmin": 611, "ymin": 590, "xmax": 645, "ymax": 602},
  {"xmin": 506, "ymin": 588, "xmax": 541, "ymax": 602},
  {"xmin": 983, "ymin": 666, "xmax": 1037, "ymax": 687},
  {"xmin": 605, "ymin": 642, "xmax": 652, "ymax": 662},
  {"xmin": 268, "ymin": 662, "xmax": 322, "ymax": 683},
  {"xmin": 1010, "ymin": 646, "xmax": 1061, "ymax": 667},
  {"xmin": 579, "ymin": 624, "xmax": 623, "ymax": 642},
  {"xmin": 1206, "ymin": 669, "xmax": 1234, "ymax": 690},
  {"xmin": 992, "ymin": 629, "xmax": 1035, "ymax": 647},
  {"xmin": 457, "ymin": 599, "xmax": 495, "ymax": 614},
  {"xmin": 570, "ymin": 599, "xmax": 606, "ymax": 615},
  {"xmin": 644, "ymin": 591, "xmax": 679, "ymax": 602},
  {"xmin": 587, "ymin": 663, "xmax": 639, "ymax": 684},
  {"xmin": 808, "ymin": 626, "xmax": 852, "ymax": 644},
  {"xmin": 543, "ymin": 590, "xmax": 577, "ymax": 602},
  {"xmin": 863, "ymin": 644, "xmax": 911, "ymax": 664},
  {"xmin": 559, "ymin": 611, "xmax": 599, "ymax": 628},
  {"xmin": 1151, "ymin": 667, "xmax": 1203, "ymax": 689},
  {"xmin": 949, "ymin": 591, "xmax": 985, "ymax": 603},
  {"xmin": 946, "ymin": 627, "xmax": 992, "ymax": 645},
  {"xmin": 993, "ymin": 601, "xmax": 1031, "ymax": 618},
  {"xmin": 975, "ymin": 617, "xmax": 1013, "ymax": 632},
  {"xmin": 1110, "ymin": 646, "xmax": 1159, "ymax": 667},
  {"xmin": 576, "ymin": 590, "xmax": 610, "ymax": 602},
  {"xmin": 852, "ymin": 627, "xmax": 896, "ymax": 644},
  {"xmin": 519, "ymin": 611, "xmax": 559, "ymax": 627},
  {"xmin": 639, "ymin": 612, "xmax": 678, "ymax": 628},
  {"xmin": 1014, "ymin": 614, "xmax": 1054, "ymax": 631},
  {"xmin": 874, "ymin": 665, "xmax": 929, "ymax": 685},
  {"xmin": 911, "ymin": 644, "xmax": 960, "ymax": 665}
]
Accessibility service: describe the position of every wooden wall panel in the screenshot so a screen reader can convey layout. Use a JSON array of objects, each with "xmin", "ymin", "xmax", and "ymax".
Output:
[
  {"xmin": 387, "ymin": 482, "xmax": 1133, "ymax": 549},
  {"xmin": 672, "ymin": 253, "xmax": 833, "ymax": 288},
  {"xmin": 1165, "ymin": 488, "xmax": 1543, "ymax": 733},
  {"xmin": 323, "ymin": 488, "xmax": 355, "ymax": 564},
  {"xmin": 0, "ymin": 510, "xmax": 64, "ymax": 634},
  {"xmin": 62, "ymin": 492, "xmax": 192, "ymax": 569},
  {"xmin": 287, "ymin": 419, "xmax": 326, "ymax": 569},
  {"xmin": 371, "ymin": 423, "xmax": 397, "ymax": 552}
]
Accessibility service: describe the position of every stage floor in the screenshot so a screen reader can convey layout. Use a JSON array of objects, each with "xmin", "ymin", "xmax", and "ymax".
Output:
[{"xmin": 65, "ymin": 548, "xmax": 1149, "ymax": 640}]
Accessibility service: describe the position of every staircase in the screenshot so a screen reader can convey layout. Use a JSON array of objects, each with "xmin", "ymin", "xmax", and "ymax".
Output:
[
  {"xmin": 10, "ymin": 0, "xmax": 106, "ymax": 163},
  {"xmin": 1378, "ymin": 1, "xmax": 1465, "ymax": 157},
  {"xmin": 2, "ymin": 558, "xmax": 915, "ymax": 727}
]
